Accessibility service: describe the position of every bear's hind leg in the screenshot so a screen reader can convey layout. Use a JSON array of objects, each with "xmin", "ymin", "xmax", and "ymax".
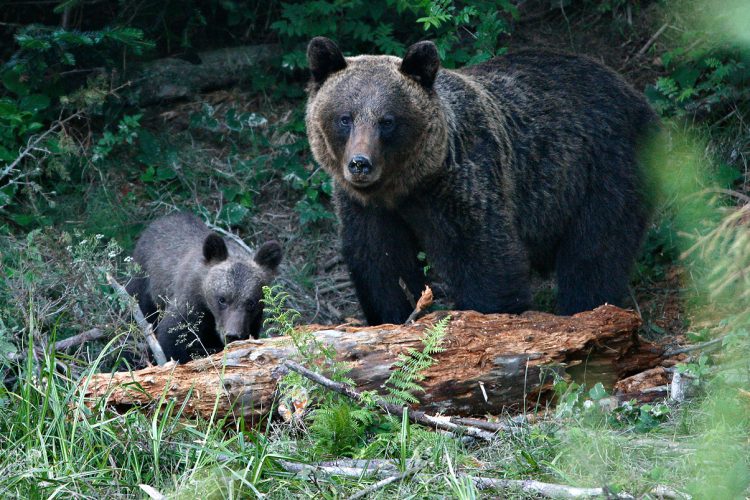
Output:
[{"xmin": 554, "ymin": 187, "xmax": 646, "ymax": 315}]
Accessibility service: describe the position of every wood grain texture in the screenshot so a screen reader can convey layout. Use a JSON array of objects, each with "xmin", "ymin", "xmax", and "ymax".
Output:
[{"xmin": 80, "ymin": 305, "xmax": 662, "ymax": 421}]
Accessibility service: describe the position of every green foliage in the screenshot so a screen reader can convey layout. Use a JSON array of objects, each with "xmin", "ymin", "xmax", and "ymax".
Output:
[
  {"xmin": 189, "ymin": 104, "xmax": 333, "ymax": 226},
  {"xmin": 263, "ymin": 285, "xmax": 347, "ymax": 379},
  {"xmin": 0, "ymin": 229, "xmax": 132, "ymax": 363},
  {"xmin": 0, "ymin": 25, "xmax": 152, "ymax": 224},
  {"xmin": 309, "ymin": 401, "xmax": 375, "ymax": 456},
  {"xmin": 553, "ymin": 377, "xmax": 671, "ymax": 433},
  {"xmin": 610, "ymin": 401, "xmax": 672, "ymax": 433},
  {"xmin": 91, "ymin": 113, "xmax": 143, "ymax": 163},
  {"xmin": 382, "ymin": 315, "xmax": 449, "ymax": 405},
  {"xmin": 647, "ymin": 45, "xmax": 750, "ymax": 121},
  {"xmin": 645, "ymin": 1, "xmax": 750, "ymax": 124},
  {"xmin": 271, "ymin": 0, "xmax": 516, "ymax": 69}
]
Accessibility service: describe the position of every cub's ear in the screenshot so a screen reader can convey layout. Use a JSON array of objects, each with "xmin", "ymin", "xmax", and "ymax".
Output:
[
  {"xmin": 307, "ymin": 37, "xmax": 347, "ymax": 85},
  {"xmin": 254, "ymin": 240, "xmax": 282, "ymax": 271},
  {"xmin": 203, "ymin": 233, "xmax": 228, "ymax": 263},
  {"xmin": 400, "ymin": 40, "xmax": 440, "ymax": 89}
]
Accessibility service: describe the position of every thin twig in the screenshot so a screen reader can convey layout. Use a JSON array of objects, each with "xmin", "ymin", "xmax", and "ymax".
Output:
[
  {"xmin": 283, "ymin": 360, "xmax": 497, "ymax": 442},
  {"xmin": 54, "ymin": 327, "xmax": 106, "ymax": 351},
  {"xmin": 347, "ymin": 462, "xmax": 425, "ymax": 500},
  {"xmin": 398, "ymin": 278, "xmax": 417, "ymax": 309},
  {"xmin": 664, "ymin": 336, "xmax": 725, "ymax": 357},
  {"xmin": 702, "ymin": 187, "xmax": 750, "ymax": 205},
  {"xmin": 635, "ymin": 22, "xmax": 669, "ymax": 58},
  {"xmin": 204, "ymin": 220, "xmax": 255, "ymax": 257},
  {"xmin": 107, "ymin": 273, "xmax": 167, "ymax": 365},
  {"xmin": 1, "ymin": 112, "xmax": 81, "ymax": 181}
]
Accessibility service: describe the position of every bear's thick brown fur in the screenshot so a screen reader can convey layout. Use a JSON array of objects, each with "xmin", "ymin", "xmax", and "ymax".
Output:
[
  {"xmin": 305, "ymin": 37, "xmax": 657, "ymax": 324},
  {"xmin": 126, "ymin": 212, "xmax": 282, "ymax": 363}
]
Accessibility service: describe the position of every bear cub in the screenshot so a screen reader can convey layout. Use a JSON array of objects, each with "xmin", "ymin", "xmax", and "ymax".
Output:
[
  {"xmin": 127, "ymin": 212, "xmax": 282, "ymax": 363},
  {"xmin": 305, "ymin": 37, "xmax": 657, "ymax": 324}
]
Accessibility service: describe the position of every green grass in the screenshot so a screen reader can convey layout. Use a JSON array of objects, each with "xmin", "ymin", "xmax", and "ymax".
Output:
[{"xmin": 0, "ymin": 324, "xmax": 747, "ymax": 498}]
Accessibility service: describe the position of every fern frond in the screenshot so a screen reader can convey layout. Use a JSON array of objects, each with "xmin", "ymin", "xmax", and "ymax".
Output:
[{"xmin": 382, "ymin": 316, "xmax": 450, "ymax": 406}]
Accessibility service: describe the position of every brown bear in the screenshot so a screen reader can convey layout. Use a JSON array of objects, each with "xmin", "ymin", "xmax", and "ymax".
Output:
[
  {"xmin": 126, "ymin": 212, "xmax": 282, "ymax": 363},
  {"xmin": 305, "ymin": 37, "xmax": 657, "ymax": 324}
]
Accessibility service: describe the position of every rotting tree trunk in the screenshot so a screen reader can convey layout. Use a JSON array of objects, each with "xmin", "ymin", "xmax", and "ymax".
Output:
[
  {"xmin": 124, "ymin": 44, "xmax": 282, "ymax": 105},
  {"xmin": 80, "ymin": 305, "xmax": 664, "ymax": 422}
]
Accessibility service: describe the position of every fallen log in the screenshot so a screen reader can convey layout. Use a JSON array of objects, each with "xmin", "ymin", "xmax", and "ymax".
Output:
[
  {"xmin": 80, "ymin": 305, "xmax": 664, "ymax": 421},
  {"xmin": 124, "ymin": 44, "xmax": 282, "ymax": 105}
]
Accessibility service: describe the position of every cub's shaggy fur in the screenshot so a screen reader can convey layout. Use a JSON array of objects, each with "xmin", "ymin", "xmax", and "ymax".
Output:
[{"xmin": 127, "ymin": 212, "xmax": 281, "ymax": 362}]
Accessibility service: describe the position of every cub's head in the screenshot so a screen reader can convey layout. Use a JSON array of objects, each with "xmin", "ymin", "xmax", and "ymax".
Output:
[
  {"xmin": 200, "ymin": 233, "xmax": 282, "ymax": 345},
  {"xmin": 305, "ymin": 37, "xmax": 448, "ymax": 206}
]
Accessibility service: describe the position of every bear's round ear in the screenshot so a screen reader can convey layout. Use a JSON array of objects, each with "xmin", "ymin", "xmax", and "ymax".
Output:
[
  {"xmin": 203, "ymin": 233, "xmax": 228, "ymax": 264},
  {"xmin": 307, "ymin": 37, "xmax": 347, "ymax": 86},
  {"xmin": 254, "ymin": 240, "xmax": 282, "ymax": 271},
  {"xmin": 400, "ymin": 40, "xmax": 440, "ymax": 89}
]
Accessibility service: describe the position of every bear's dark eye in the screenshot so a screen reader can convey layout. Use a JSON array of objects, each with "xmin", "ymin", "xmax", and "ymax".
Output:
[
  {"xmin": 338, "ymin": 114, "xmax": 352, "ymax": 128},
  {"xmin": 217, "ymin": 296, "xmax": 228, "ymax": 309},
  {"xmin": 379, "ymin": 115, "xmax": 396, "ymax": 134}
]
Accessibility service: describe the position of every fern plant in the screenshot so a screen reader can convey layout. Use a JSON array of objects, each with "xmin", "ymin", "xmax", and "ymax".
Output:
[
  {"xmin": 382, "ymin": 315, "xmax": 450, "ymax": 406},
  {"xmin": 309, "ymin": 400, "xmax": 375, "ymax": 457}
]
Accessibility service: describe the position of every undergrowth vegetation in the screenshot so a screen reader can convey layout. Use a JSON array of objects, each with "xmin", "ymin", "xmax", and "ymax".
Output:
[{"xmin": 1, "ymin": 0, "xmax": 749, "ymax": 497}]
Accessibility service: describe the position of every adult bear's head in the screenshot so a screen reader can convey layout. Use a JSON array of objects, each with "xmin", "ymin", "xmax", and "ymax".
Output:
[{"xmin": 305, "ymin": 37, "xmax": 449, "ymax": 207}]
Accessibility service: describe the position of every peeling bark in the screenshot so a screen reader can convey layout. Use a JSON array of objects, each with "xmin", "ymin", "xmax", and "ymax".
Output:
[{"xmin": 80, "ymin": 305, "xmax": 662, "ymax": 421}]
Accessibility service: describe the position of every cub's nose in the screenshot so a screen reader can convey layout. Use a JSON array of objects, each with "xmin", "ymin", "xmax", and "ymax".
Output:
[{"xmin": 348, "ymin": 154, "xmax": 372, "ymax": 176}]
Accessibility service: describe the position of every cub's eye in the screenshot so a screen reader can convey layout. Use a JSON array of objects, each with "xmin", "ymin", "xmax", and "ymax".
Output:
[
  {"xmin": 338, "ymin": 114, "xmax": 352, "ymax": 128},
  {"xmin": 379, "ymin": 115, "xmax": 395, "ymax": 132},
  {"xmin": 218, "ymin": 296, "xmax": 227, "ymax": 307}
]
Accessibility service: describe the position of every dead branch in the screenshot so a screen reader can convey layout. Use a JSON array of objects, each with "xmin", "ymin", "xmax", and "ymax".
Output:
[
  {"xmin": 635, "ymin": 23, "xmax": 669, "ymax": 58},
  {"xmin": 278, "ymin": 460, "xmax": 690, "ymax": 499},
  {"xmin": 106, "ymin": 273, "xmax": 166, "ymax": 366},
  {"xmin": 664, "ymin": 336, "xmax": 725, "ymax": 357},
  {"xmin": 347, "ymin": 462, "xmax": 425, "ymax": 500},
  {"xmin": 284, "ymin": 360, "xmax": 498, "ymax": 442},
  {"xmin": 54, "ymin": 327, "xmax": 106, "ymax": 351}
]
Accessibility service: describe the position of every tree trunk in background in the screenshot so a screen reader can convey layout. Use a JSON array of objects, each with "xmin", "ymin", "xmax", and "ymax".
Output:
[{"xmin": 80, "ymin": 305, "xmax": 664, "ymax": 422}]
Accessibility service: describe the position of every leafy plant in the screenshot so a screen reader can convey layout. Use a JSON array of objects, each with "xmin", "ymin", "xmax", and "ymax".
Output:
[
  {"xmin": 647, "ymin": 46, "xmax": 750, "ymax": 121},
  {"xmin": 271, "ymin": 0, "xmax": 517, "ymax": 70},
  {"xmin": 382, "ymin": 315, "xmax": 449, "ymax": 405},
  {"xmin": 1, "ymin": 25, "xmax": 153, "ymax": 224},
  {"xmin": 309, "ymin": 400, "xmax": 375, "ymax": 456}
]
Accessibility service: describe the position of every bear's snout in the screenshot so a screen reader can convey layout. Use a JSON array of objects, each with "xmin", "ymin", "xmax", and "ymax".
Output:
[
  {"xmin": 345, "ymin": 154, "xmax": 380, "ymax": 188},
  {"xmin": 348, "ymin": 154, "xmax": 372, "ymax": 176}
]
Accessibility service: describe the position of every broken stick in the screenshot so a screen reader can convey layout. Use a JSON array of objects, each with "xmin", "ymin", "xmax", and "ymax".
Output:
[
  {"xmin": 107, "ymin": 273, "xmax": 167, "ymax": 366},
  {"xmin": 284, "ymin": 360, "xmax": 497, "ymax": 442}
]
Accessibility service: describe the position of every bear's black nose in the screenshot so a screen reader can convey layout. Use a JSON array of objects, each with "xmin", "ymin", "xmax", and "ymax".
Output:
[{"xmin": 348, "ymin": 155, "xmax": 372, "ymax": 176}]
